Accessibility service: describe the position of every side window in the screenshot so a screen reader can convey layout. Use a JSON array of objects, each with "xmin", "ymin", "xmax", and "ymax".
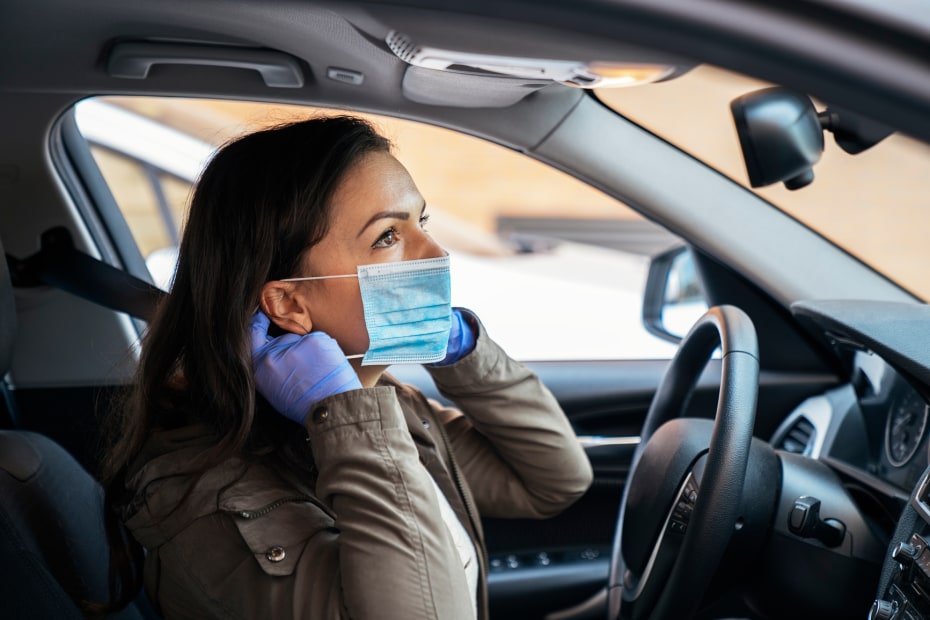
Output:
[
  {"xmin": 74, "ymin": 97, "xmax": 702, "ymax": 361},
  {"xmin": 86, "ymin": 146, "xmax": 189, "ymax": 289}
]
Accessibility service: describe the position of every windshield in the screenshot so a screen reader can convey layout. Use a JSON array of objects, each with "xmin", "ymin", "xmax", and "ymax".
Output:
[{"xmin": 597, "ymin": 65, "xmax": 930, "ymax": 301}]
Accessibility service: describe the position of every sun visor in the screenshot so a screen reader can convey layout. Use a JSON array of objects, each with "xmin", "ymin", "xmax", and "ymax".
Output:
[
  {"xmin": 386, "ymin": 30, "xmax": 684, "ymax": 90},
  {"xmin": 401, "ymin": 65, "xmax": 549, "ymax": 107},
  {"xmin": 329, "ymin": 3, "xmax": 696, "ymax": 108}
]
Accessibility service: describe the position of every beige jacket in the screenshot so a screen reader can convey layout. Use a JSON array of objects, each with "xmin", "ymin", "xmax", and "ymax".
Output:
[{"xmin": 124, "ymin": 326, "xmax": 593, "ymax": 619}]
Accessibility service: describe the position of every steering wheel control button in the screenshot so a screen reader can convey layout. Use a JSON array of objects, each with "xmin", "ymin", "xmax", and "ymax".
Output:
[
  {"xmin": 311, "ymin": 406, "xmax": 329, "ymax": 424},
  {"xmin": 787, "ymin": 496, "xmax": 846, "ymax": 547},
  {"xmin": 668, "ymin": 474, "xmax": 699, "ymax": 535}
]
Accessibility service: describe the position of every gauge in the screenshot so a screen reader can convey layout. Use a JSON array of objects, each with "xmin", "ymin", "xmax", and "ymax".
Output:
[{"xmin": 884, "ymin": 389, "xmax": 929, "ymax": 467}]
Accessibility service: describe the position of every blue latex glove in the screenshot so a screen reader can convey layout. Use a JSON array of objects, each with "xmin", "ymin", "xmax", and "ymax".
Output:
[
  {"xmin": 430, "ymin": 308, "xmax": 477, "ymax": 367},
  {"xmin": 249, "ymin": 311, "xmax": 361, "ymax": 424}
]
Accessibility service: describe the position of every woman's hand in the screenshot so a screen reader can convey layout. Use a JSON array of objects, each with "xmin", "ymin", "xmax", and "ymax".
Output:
[
  {"xmin": 430, "ymin": 308, "xmax": 477, "ymax": 367},
  {"xmin": 249, "ymin": 311, "xmax": 362, "ymax": 424}
]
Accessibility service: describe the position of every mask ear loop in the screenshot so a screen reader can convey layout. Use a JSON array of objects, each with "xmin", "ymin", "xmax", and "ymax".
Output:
[
  {"xmin": 252, "ymin": 272, "xmax": 357, "ymax": 315},
  {"xmin": 279, "ymin": 273, "xmax": 367, "ymax": 360},
  {"xmin": 280, "ymin": 274, "xmax": 357, "ymax": 282}
]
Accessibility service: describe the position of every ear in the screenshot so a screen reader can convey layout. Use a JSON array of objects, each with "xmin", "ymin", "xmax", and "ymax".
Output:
[{"xmin": 259, "ymin": 281, "xmax": 313, "ymax": 335}]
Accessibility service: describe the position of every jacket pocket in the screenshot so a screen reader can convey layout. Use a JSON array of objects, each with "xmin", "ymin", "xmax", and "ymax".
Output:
[{"xmin": 221, "ymin": 497, "xmax": 336, "ymax": 577}]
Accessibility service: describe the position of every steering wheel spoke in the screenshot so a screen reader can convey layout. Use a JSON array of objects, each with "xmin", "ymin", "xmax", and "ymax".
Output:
[
  {"xmin": 623, "ymin": 466, "xmax": 701, "ymax": 602},
  {"xmin": 607, "ymin": 306, "xmax": 764, "ymax": 620}
]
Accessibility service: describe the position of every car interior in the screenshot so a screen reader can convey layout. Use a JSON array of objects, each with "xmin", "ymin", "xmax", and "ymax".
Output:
[{"xmin": 3, "ymin": 1, "xmax": 930, "ymax": 619}]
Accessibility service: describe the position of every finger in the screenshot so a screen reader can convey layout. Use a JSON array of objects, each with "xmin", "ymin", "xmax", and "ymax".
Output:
[
  {"xmin": 304, "ymin": 330, "xmax": 346, "ymax": 354},
  {"xmin": 249, "ymin": 310, "xmax": 272, "ymax": 352}
]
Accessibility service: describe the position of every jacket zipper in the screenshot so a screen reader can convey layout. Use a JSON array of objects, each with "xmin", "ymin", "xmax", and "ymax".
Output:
[{"xmin": 235, "ymin": 496, "xmax": 315, "ymax": 519}]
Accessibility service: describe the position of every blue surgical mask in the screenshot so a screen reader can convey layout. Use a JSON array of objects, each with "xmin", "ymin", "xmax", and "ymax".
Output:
[{"xmin": 282, "ymin": 256, "xmax": 452, "ymax": 365}]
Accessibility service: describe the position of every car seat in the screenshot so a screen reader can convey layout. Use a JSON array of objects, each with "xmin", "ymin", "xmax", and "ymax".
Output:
[{"xmin": 0, "ymin": 237, "xmax": 149, "ymax": 619}]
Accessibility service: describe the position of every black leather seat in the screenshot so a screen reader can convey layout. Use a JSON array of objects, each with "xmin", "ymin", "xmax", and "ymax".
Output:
[
  {"xmin": 0, "ymin": 431, "xmax": 137, "ymax": 618},
  {"xmin": 0, "ymin": 240, "xmax": 149, "ymax": 618}
]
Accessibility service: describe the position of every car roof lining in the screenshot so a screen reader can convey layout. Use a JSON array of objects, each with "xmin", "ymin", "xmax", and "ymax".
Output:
[
  {"xmin": 337, "ymin": 3, "xmax": 697, "ymax": 66},
  {"xmin": 6, "ymin": 1, "xmax": 930, "ymax": 136},
  {"xmin": 2, "ymin": 1, "xmax": 660, "ymax": 111}
]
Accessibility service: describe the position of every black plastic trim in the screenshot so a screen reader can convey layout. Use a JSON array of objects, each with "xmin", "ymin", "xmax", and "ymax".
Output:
[{"xmin": 56, "ymin": 106, "xmax": 154, "ymax": 286}]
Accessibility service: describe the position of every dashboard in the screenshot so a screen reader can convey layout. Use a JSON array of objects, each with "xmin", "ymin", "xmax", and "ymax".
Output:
[
  {"xmin": 873, "ymin": 364, "xmax": 930, "ymax": 491},
  {"xmin": 786, "ymin": 301, "xmax": 930, "ymax": 494},
  {"xmin": 788, "ymin": 300, "xmax": 930, "ymax": 619},
  {"xmin": 884, "ymin": 383, "xmax": 928, "ymax": 471}
]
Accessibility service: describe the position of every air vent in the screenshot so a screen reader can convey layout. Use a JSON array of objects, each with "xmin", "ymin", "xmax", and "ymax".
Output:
[{"xmin": 779, "ymin": 416, "xmax": 816, "ymax": 455}]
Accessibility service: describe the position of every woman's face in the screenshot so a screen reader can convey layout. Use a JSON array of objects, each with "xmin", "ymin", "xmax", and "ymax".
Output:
[{"xmin": 295, "ymin": 150, "xmax": 445, "ymax": 362}]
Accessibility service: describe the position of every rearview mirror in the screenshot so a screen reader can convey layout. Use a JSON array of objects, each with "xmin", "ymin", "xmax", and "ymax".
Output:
[
  {"xmin": 731, "ymin": 87, "xmax": 823, "ymax": 190},
  {"xmin": 731, "ymin": 87, "xmax": 893, "ymax": 190}
]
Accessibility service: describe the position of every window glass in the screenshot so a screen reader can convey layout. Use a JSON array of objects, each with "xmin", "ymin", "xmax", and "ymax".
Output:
[
  {"xmin": 597, "ymin": 65, "xmax": 930, "ymax": 300},
  {"xmin": 75, "ymin": 97, "xmax": 688, "ymax": 361},
  {"xmin": 88, "ymin": 146, "xmax": 168, "ymax": 257}
]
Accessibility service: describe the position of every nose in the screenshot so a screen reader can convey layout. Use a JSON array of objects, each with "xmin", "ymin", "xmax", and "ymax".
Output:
[{"xmin": 415, "ymin": 229, "xmax": 446, "ymax": 260}]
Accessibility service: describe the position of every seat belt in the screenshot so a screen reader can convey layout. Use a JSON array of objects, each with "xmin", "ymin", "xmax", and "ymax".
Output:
[{"xmin": 7, "ymin": 227, "xmax": 165, "ymax": 322}]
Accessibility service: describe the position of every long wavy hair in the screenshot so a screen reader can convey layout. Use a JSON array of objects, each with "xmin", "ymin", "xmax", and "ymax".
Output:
[{"xmin": 96, "ymin": 115, "xmax": 391, "ymax": 611}]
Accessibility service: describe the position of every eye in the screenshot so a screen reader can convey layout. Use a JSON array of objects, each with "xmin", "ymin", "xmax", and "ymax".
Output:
[
  {"xmin": 419, "ymin": 213, "xmax": 430, "ymax": 229},
  {"xmin": 372, "ymin": 226, "xmax": 398, "ymax": 249}
]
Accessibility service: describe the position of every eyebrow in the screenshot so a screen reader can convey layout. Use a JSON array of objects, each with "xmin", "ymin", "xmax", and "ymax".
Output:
[{"xmin": 356, "ymin": 203, "xmax": 427, "ymax": 238}]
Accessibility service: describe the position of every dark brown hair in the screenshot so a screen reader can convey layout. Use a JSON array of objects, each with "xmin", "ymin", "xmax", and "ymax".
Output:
[{"xmin": 96, "ymin": 115, "xmax": 391, "ymax": 610}]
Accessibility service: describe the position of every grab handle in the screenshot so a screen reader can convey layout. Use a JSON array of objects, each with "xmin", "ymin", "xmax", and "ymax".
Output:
[{"xmin": 107, "ymin": 41, "xmax": 305, "ymax": 88}]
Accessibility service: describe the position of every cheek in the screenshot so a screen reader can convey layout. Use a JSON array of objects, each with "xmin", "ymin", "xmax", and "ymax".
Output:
[
  {"xmin": 312, "ymin": 285, "xmax": 369, "ymax": 352},
  {"xmin": 340, "ymin": 302, "xmax": 370, "ymax": 354}
]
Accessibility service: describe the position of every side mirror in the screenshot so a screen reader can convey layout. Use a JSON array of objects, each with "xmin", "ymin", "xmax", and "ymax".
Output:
[{"xmin": 642, "ymin": 245, "xmax": 708, "ymax": 343}]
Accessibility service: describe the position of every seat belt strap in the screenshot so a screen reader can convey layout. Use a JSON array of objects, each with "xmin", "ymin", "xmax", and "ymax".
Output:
[{"xmin": 7, "ymin": 227, "xmax": 165, "ymax": 322}]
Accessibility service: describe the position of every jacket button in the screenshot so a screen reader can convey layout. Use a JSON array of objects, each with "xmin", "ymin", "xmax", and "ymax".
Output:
[
  {"xmin": 312, "ymin": 407, "xmax": 329, "ymax": 423},
  {"xmin": 266, "ymin": 546, "xmax": 286, "ymax": 562}
]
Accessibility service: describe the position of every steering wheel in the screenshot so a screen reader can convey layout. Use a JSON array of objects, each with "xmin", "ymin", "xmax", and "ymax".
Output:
[{"xmin": 606, "ymin": 305, "xmax": 759, "ymax": 620}]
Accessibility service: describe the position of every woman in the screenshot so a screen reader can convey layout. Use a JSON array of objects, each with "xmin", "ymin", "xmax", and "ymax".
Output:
[{"xmin": 100, "ymin": 116, "xmax": 592, "ymax": 619}]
